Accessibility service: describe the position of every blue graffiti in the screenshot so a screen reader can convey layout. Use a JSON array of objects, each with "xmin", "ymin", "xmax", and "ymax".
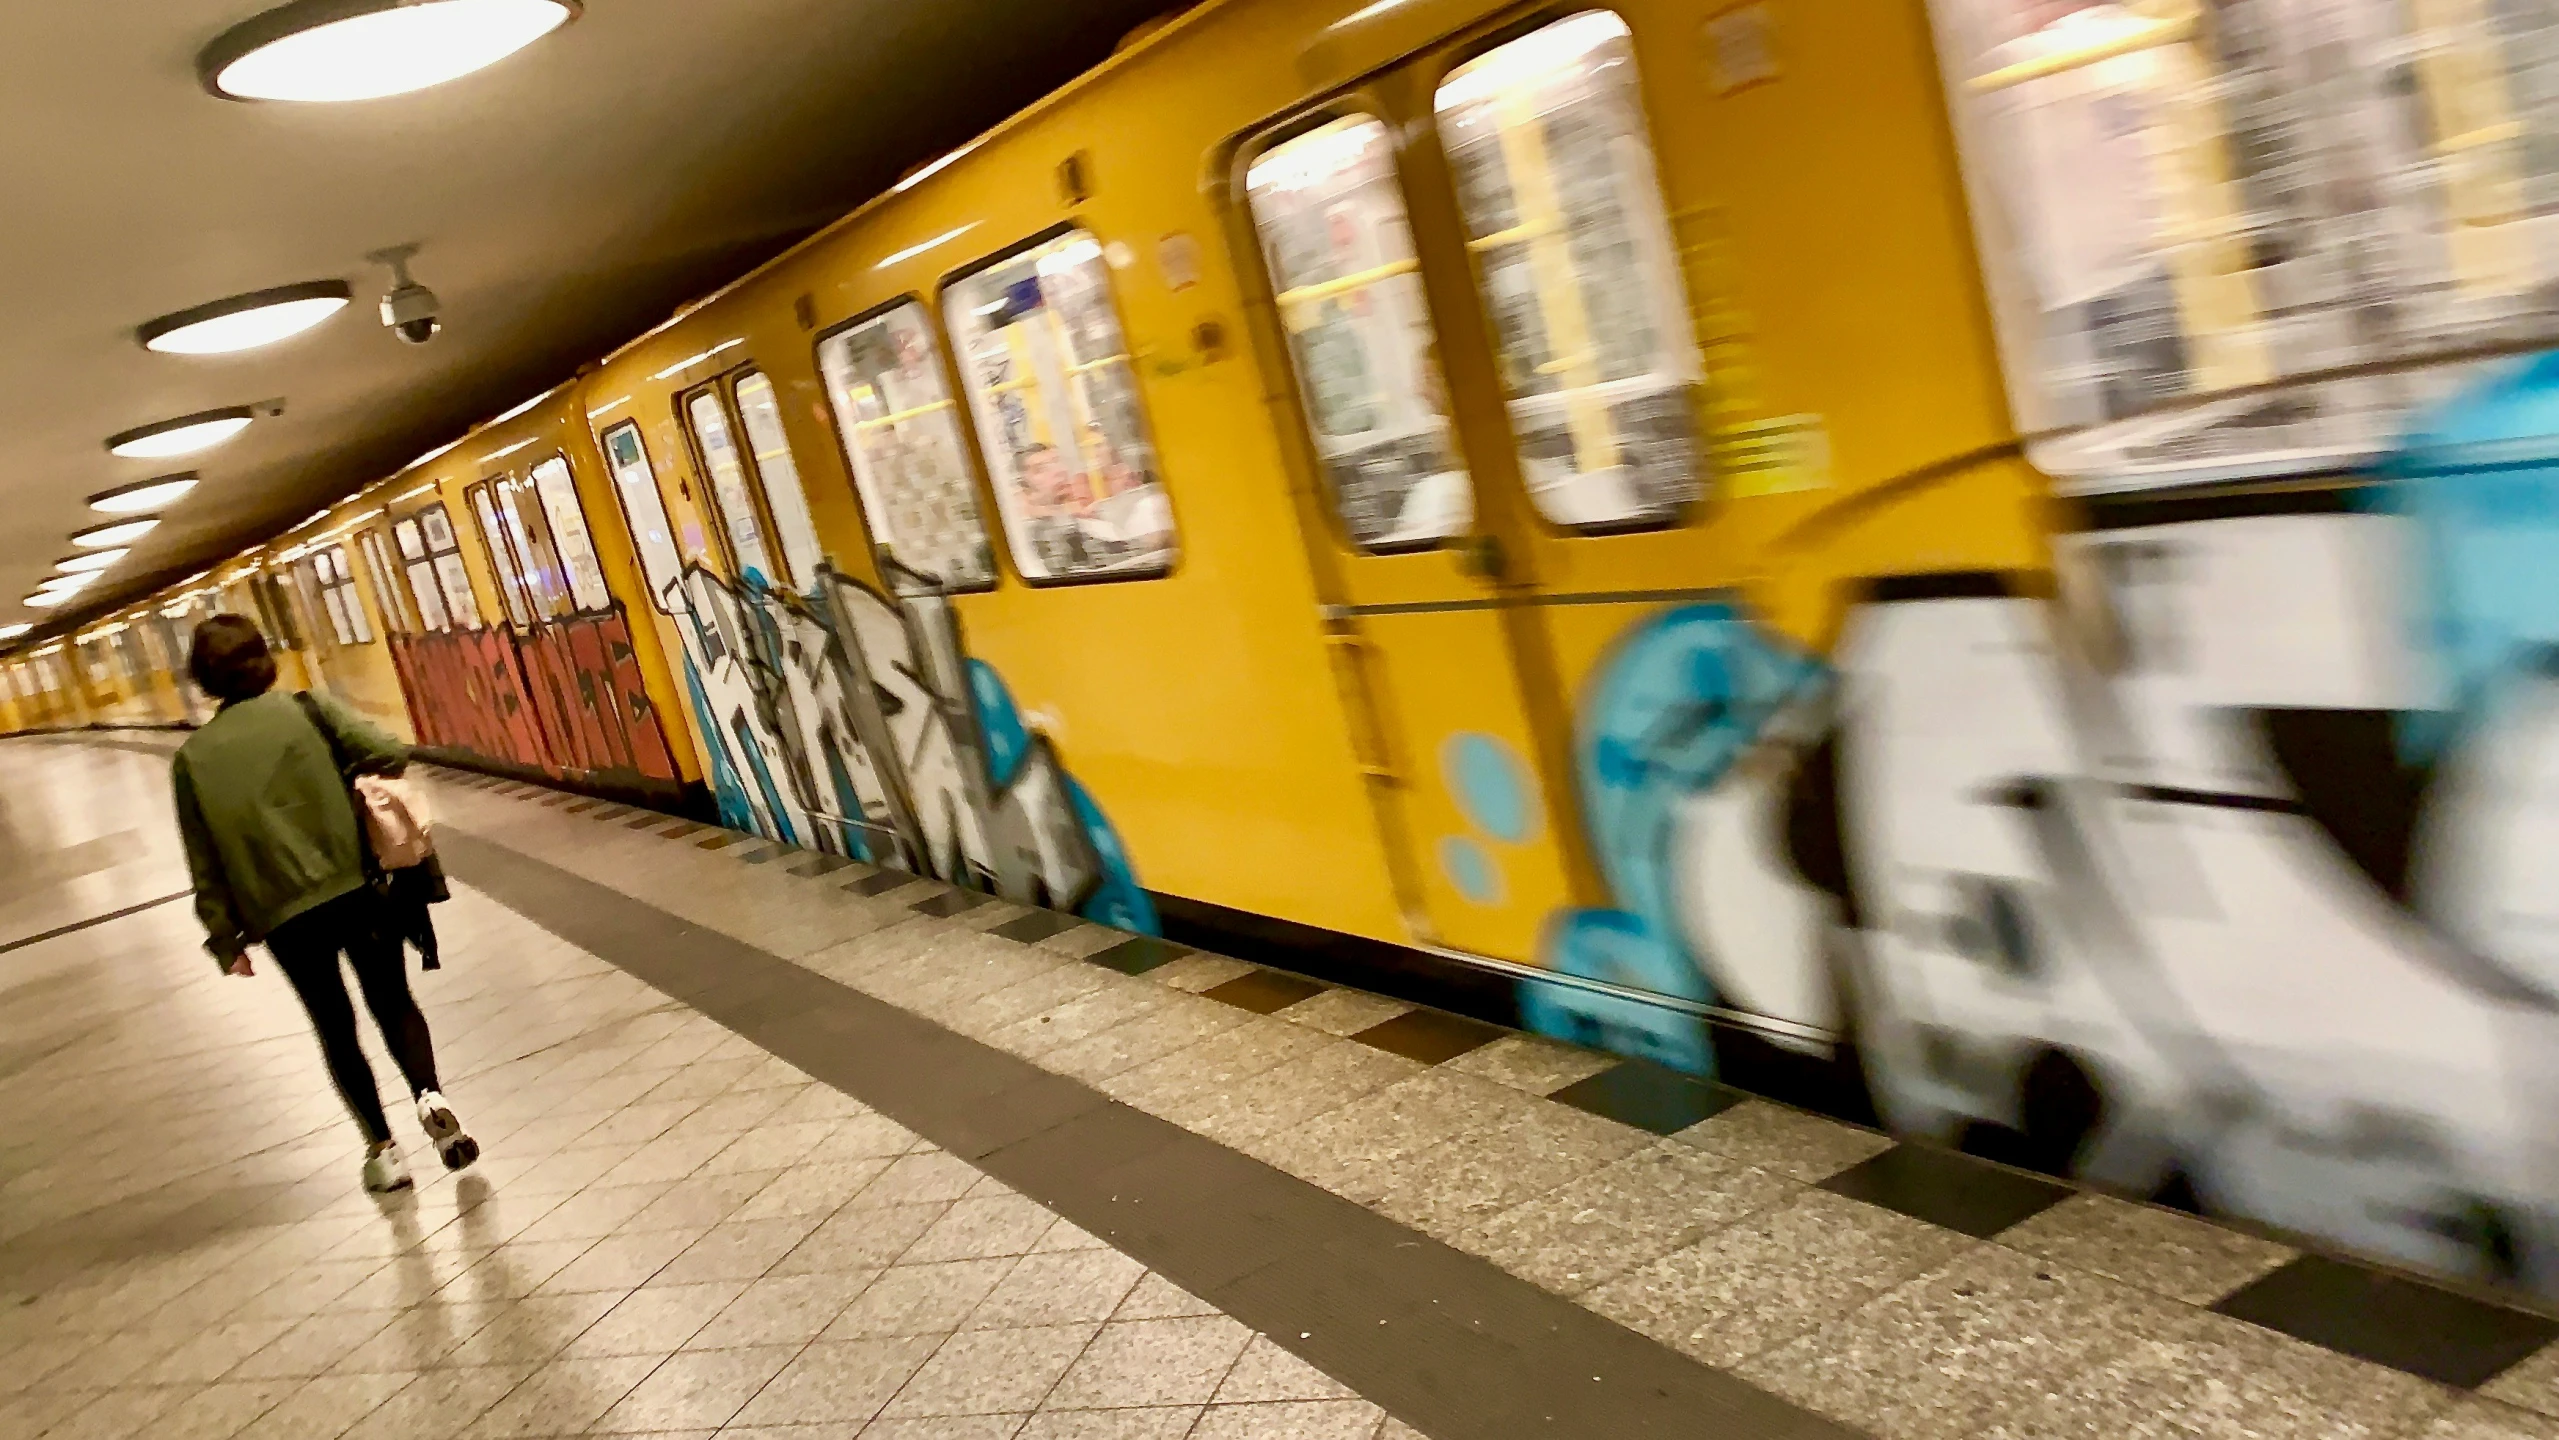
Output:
[
  {"xmin": 969, "ymin": 659, "xmax": 1032, "ymax": 785},
  {"xmin": 1522, "ymin": 602, "xmax": 1824, "ymax": 1075},
  {"xmin": 1069, "ymin": 778, "xmax": 1159, "ymax": 934},
  {"xmin": 2375, "ymin": 350, "xmax": 2559, "ymax": 762},
  {"xmin": 965, "ymin": 656, "xmax": 1159, "ymax": 934},
  {"xmin": 681, "ymin": 658, "xmax": 765, "ymax": 836},
  {"xmin": 1439, "ymin": 834, "xmax": 1503, "ymax": 905},
  {"xmin": 1445, "ymin": 732, "xmax": 1535, "ymax": 844}
]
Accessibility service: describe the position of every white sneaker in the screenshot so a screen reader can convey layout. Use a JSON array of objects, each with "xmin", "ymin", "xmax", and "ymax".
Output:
[
  {"xmin": 362, "ymin": 1142, "xmax": 413, "ymax": 1193},
  {"xmin": 415, "ymin": 1091, "xmax": 480, "ymax": 1172}
]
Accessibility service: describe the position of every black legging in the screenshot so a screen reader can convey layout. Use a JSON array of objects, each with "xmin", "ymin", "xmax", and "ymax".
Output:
[{"xmin": 267, "ymin": 889, "xmax": 440, "ymax": 1145}]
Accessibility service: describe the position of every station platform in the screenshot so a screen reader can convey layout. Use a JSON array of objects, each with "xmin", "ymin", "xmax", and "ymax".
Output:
[{"xmin": 6, "ymin": 733, "xmax": 2559, "ymax": 1440}]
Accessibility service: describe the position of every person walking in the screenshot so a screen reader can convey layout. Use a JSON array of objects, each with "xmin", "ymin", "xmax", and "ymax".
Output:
[{"xmin": 172, "ymin": 615, "xmax": 477, "ymax": 1192}]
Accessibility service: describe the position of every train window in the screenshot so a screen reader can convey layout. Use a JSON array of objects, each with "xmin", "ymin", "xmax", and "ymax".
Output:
[
  {"xmin": 358, "ymin": 528, "xmax": 417, "ymax": 634},
  {"xmin": 288, "ymin": 566, "xmax": 331, "ymax": 651},
  {"xmin": 1246, "ymin": 115, "xmax": 1473, "ymax": 550},
  {"xmin": 1435, "ymin": 11, "xmax": 1705, "ymax": 531},
  {"xmin": 600, "ymin": 420, "xmax": 684, "ymax": 609},
  {"xmin": 255, "ymin": 573, "xmax": 306, "ymax": 652},
  {"xmin": 1924, "ymin": 0, "xmax": 2559, "ymax": 486},
  {"xmin": 408, "ymin": 503, "xmax": 483, "ymax": 630},
  {"xmin": 509, "ymin": 482, "xmax": 563, "ymax": 613},
  {"xmin": 816, "ymin": 302, "xmax": 997, "ymax": 594},
  {"xmin": 392, "ymin": 517, "xmax": 451, "ymax": 631},
  {"xmin": 331, "ymin": 547, "xmax": 373, "ymax": 643},
  {"xmin": 528, "ymin": 456, "xmax": 613, "ymax": 613},
  {"xmin": 470, "ymin": 484, "xmax": 536, "ymax": 627},
  {"xmin": 312, "ymin": 548, "xmax": 371, "ymax": 646},
  {"xmin": 490, "ymin": 473, "xmax": 575, "ymax": 620},
  {"xmin": 308, "ymin": 553, "xmax": 341, "ymax": 646},
  {"xmin": 683, "ymin": 387, "xmax": 782, "ymax": 589},
  {"xmin": 731, "ymin": 372, "xmax": 828, "ymax": 590},
  {"xmin": 299, "ymin": 558, "xmax": 342, "ymax": 647},
  {"xmin": 944, "ymin": 228, "xmax": 1178, "ymax": 582},
  {"xmin": 322, "ymin": 555, "xmax": 354, "ymax": 645}
]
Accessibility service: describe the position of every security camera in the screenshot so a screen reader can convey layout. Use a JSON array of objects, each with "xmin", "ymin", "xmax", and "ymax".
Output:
[
  {"xmin": 367, "ymin": 245, "xmax": 441, "ymax": 346},
  {"xmin": 383, "ymin": 286, "xmax": 441, "ymax": 345}
]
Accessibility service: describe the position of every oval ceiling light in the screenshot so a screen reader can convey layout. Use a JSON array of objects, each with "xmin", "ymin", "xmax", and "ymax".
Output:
[
  {"xmin": 138, "ymin": 281, "xmax": 352, "ymax": 355},
  {"xmin": 40, "ymin": 572, "xmax": 101, "ymax": 593},
  {"xmin": 57, "ymin": 550, "xmax": 130, "ymax": 574},
  {"xmin": 106, "ymin": 408, "xmax": 255, "ymax": 460},
  {"xmin": 200, "ymin": 0, "xmax": 579, "ymax": 103},
  {"xmin": 89, "ymin": 474, "xmax": 200, "ymax": 514},
  {"xmin": 0, "ymin": 623, "xmax": 30, "ymax": 639},
  {"xmin": 23, "ymin": 591, "xmax": 75, "ymax": 609},
  {"xmin": 72, "ymin": 518, "xmax": 160, "ymax": 549}
]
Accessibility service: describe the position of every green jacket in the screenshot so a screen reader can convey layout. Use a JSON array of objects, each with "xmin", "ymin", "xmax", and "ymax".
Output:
[{"xmin": 173, "ymin": 689, "xmax": 409, "ymax": 964}]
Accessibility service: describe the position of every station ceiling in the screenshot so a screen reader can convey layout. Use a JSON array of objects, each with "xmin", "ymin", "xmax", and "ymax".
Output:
[{"xmin": 1, "ymin": 0, "xmax": 1171, "ymax": 639}]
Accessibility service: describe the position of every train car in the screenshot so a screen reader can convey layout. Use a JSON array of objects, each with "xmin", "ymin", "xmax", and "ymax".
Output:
[
  {"xmin": 550, "ymin": 0, "xmax": 2017, "ymax": 1117},
  {"xmin": 363, "ymin": 388, "xmax": 701, "ymax": 809},
  {"xmin": 20, "ymin": 0, "xmax": 2559, "ymax": 1300}
]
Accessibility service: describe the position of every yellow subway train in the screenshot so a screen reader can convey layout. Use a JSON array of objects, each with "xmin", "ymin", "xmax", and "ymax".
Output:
[{"xmin": 16, "ymin": 0, "xmax": 2559, "ymax": 1300}]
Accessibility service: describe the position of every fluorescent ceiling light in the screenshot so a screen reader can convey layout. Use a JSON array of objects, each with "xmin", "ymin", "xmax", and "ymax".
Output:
[
  {"xmin": 72, "ymin": 518, "xmax": 160, "ymax": 548},
  {"xmin": 893, "ymin": 142, "xmax": 979, "ymax": 195},
  {"xmin": 39, "ymin": 572, "xmax": 100, "ymax": 594},
  {"xmin": 57, "ymin": 550, "xmax": 129, "ymax": 574},
  {"xmin": 651, "ymin": 338, "xmax": 743, "ymax": 381},
  {"xmin": 488, "ymin": 391, "xmax": 550, "ymax": 426},
  {"xmin": 405, "ymin": 438, "xmax": 461, "ymax": 472},
  {"xmin": 23, "ymin": 592, "xmax": 73, "ymax": 609},
  {"xmin": 200, "ymin": 0, "xmax": 579, "ymax": 103},
  {"xmin": 88, "ymin": 474, "xmax": 199, "ymax": 514},
  {"xmin": 106, "ymin": 408, "xmax": 255, "ymax": 460},
  {"xmin": 875, "ymin": 224, "xmax": 978, "ymax": 271},
  {"xmin": 138, "ymin": 281, "xmax": 352, "ymax": 354},
  {"xmin": 0, "ymin": 624, "xmax": 29, "ymax": 639}
]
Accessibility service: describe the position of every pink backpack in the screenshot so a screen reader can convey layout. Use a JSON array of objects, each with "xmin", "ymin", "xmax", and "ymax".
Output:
[
  {"xmin": 296, "ymin": 691, "xmax": 435, "ymax": 872},
  {"xmin": 352, "ymin": 773, "xmax": 435, "ymax": 871}
]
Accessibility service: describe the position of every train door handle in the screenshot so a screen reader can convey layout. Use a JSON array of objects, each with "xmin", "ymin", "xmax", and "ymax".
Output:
[{"xmin": 1455, "ymin": 533, "xmax": 1507, "ymax": 582}]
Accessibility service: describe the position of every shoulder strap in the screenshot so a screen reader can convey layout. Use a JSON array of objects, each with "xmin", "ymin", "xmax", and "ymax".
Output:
[
  {"xmin": 297, "ymin": 690, "xmax": 385, "ymax": 880},
  {"xmin": 293, "ymin": 691, "xmax": 354, "ymax": 780}
]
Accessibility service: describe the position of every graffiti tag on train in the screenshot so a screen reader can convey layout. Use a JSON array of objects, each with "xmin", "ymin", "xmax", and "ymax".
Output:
[{"xmin": 666, "ymin": 562, "xmax": 1156, "ymax": 935}]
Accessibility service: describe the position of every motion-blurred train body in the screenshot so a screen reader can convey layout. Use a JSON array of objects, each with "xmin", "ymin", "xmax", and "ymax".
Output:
[{"xmin": 16, "ymin": 0, "xmax": 2559, "ymax": 1298}]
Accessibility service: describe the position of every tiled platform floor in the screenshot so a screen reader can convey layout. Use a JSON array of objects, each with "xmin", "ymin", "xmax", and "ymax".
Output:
[{"xmin": 5, "ymin": 732, "xmax": 2559, "ymax": 1440}]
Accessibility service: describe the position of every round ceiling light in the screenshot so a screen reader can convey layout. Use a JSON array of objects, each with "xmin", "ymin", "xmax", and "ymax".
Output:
[
  {"xmin": 105, "ymin": 408, "xmax": 255, "ymax": 460},
  {"xmin": 138, "ymin": 281, "xmax": 352, "ymax": 355},
  {"xmin": 57, "ymin": 550, "xmax": 130, "ymax": 574},
  {"xmin": 200, "ymin": 0, "xmax": 579, "ymax": 103},
  {"xmin": 89, "ymin": 474, "xmax": 200, "ymax": 514},
  {"xmin": 72, "ymin": 518, "xmax": 161, "ymax": 549}
]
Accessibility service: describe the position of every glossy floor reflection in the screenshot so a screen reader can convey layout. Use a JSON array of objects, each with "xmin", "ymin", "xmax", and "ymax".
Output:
[
  {"xmin": 14, "ymin": 733, "xmax": 2559, "ymax": 1440},
  {"xmin": 0, "ymin": 740, "xmax": 1417, "ymax": 1440}
]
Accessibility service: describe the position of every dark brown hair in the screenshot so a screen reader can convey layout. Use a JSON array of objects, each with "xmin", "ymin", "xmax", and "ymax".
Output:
[{"xmin": 187, "ymin": 614, "xmax": 277, "ymax": 703}]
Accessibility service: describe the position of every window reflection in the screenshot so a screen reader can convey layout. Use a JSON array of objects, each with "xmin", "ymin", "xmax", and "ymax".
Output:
[
  {"xmin": 946, "ymin": 230, "xmax": 1178, "ymax": 581},
  {"xmin": 1248, "ymin": 115, "xmax": 1474, "ymax": 549},
  {"xmin": 1437, "ymin": 11, "xmax": 1706, "ymax": 530}
]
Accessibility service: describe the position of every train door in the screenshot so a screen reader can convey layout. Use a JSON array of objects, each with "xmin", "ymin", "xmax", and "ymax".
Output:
[
  {"xmin": 1238, "ymin": 79, "xmax": 1599, "ymax": 965},
  {"xmin": 677, "ymin": 368, "xmax": 829, "ymax": 595},
  {"xmin": 1394, "ymin": 10, "xmax": 1859, "ymax": 1053},
  {"xmin": 1240, "ymin": 8, "xmax": 1788, "ymax": 1006}
]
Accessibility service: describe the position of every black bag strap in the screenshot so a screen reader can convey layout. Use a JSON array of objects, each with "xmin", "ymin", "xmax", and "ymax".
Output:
[
  {"xmin": 296, "ymin": 691, "xmax": 382, "ymax": 881},
  {"xmin": 292, "ymin": 691, "xmax": 354, "ymax": 781}
]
